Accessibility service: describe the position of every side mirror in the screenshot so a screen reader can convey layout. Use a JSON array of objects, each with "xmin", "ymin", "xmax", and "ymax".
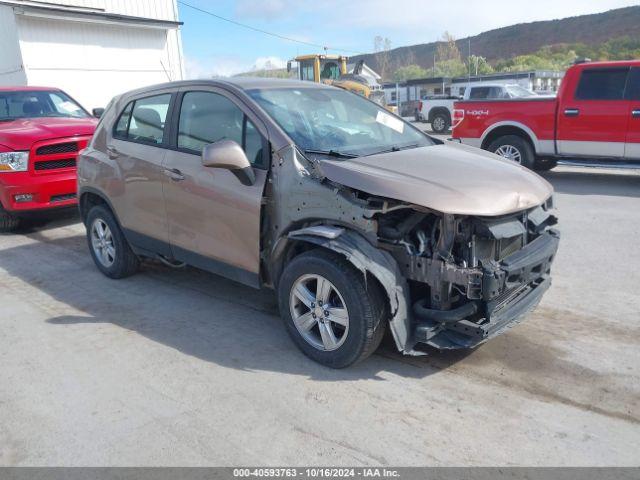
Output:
[
  {"xmin": 202, "ymin": 140, "xmax": 255, "ymax": 186},
  {"xmin": 92, "ymin": 107, "xmax": 105, "ymax": 118}
]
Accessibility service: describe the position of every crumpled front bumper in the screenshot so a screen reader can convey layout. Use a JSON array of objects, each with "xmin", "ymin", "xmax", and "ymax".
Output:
[{"xmin": 415, "ymin": 229, "xmax": 560, "ymax": 349}]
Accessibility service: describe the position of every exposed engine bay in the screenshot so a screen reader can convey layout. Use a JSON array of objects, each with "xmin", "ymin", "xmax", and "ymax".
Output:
[{"xmin": 374, "ymin": 199, "xmax": 559, "ymax": 350}]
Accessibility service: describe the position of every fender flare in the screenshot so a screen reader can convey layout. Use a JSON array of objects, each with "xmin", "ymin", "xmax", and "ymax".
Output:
[
  {"xmin": 286, "ymin": 226, "xmax": 422, "ymax": 356},
  {"xmin": 78, "ymin": 186, "xmax": 119, "ymax": 224},
  {"xmin": 480, "ymin": 121, "xmax": 540, "ymax": 153}
]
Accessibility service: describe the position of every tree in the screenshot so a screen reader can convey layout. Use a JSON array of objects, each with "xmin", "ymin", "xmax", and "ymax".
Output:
[
  {"xmin": 374, "ymin": 36, "xmax": 392, "ymax": 80},
  {"xmin": 436, "ymin": 32, "xmax": 462, "ymax": 62},
  {"xmin": 466, "ymin": 55, "xmax": 494, "ymax": 75},
  {"xmin": 393, "ymin": 64, "xmax": 428, "ymax": 82},
  {"xmin": 433, "ymin": 32, "xmax": 466, "ymax": 77}
]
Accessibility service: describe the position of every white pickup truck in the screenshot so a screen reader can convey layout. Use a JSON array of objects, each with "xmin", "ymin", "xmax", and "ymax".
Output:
[
  {"xmin": 415, "ymin": 95, "xmax": 458, "ymax": 134},
  {"xmin": 416, "ymin": 84, "xmax": 542, "ymax": 133}
]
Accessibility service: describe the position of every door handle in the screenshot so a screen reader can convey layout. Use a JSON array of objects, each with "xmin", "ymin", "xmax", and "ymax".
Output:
[
  {"xmin": 564, "ymin": 108, "xmax": 580, "ymax": 117},
  {"xmin": 164, "ymin": 167, "xmax": 185, "ymax": 181},
  {"xmin": 632, "ymin": 110, "xmax": 640, "ymax": 118},
  {"xmin": 106, "ymin": 145, "xmax": 120, "ymax": 159}
]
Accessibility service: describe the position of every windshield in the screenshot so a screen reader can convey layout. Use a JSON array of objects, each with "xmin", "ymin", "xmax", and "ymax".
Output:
[
  {"xmin": 248, "ymin": 87, "xmax": 433, "ymax": 157},
  {"xmin": 0, "ymin": 90, "xmax": 89, "ymax": 121},
  {"xmin": 505, "ymin": 85, "xmax": 537, "ymax": 98}
]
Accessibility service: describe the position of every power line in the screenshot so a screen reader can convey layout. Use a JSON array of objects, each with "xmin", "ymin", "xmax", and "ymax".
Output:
[{"xmin": 177, "ymin": 0, "xmax": 361, "ymax": 55}]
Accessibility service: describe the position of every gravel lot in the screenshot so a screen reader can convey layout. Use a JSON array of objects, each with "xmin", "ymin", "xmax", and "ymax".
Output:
[{"xmin": 1, "ymin": 130, "xmax": 639, "ymax": 466}]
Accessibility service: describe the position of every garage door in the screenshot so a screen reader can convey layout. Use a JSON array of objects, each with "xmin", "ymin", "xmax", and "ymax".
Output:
[{"xmin": 17, "ymin": 15, "xmax": 176, "ymax": 110}]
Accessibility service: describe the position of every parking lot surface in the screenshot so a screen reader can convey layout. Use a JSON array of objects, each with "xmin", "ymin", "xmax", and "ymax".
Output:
[{"xmin": 1, "ymin": 142, "xmax": 639, "ymax": 465}]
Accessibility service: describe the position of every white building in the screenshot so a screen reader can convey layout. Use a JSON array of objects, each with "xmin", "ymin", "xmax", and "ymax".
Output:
[{"xmin": 0, "ymin": 0, "xmax": 185, "ymax": 111}]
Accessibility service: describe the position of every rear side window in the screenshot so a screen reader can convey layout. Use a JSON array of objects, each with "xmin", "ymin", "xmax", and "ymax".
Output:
[
  {"xmin": 575, "ymin": 68, "xmax": 629, "ymax": 100},
  {"xmin": 626, "ymin": 68, "xmax": 640, "ymax": 100},
  {"xmin": 177, "ymin": 91, "xmax": 266, "ymax": 168},
  {"xmin": 469, "ymin": 87, "xmax": 490, "ymax": 99},
  {"xmin": 113, "ymin": 94, "xmax": 171, "ymax": 145}
]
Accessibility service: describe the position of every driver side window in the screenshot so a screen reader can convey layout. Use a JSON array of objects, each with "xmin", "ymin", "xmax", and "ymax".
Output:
[{"xmin": 177, "ymin": 91, "xmax": 266, "ymax": 168}]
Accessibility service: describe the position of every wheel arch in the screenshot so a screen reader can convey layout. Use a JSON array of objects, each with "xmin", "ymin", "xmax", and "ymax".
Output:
[
  {"xmin": 79, "ymin": 187, "xmax": 120, "ymax": 226},
  {"xmin": 480, "ymin": 122, "xmax": 539, "ymax": 153},
  {"xmin": 272, "ymin": 226, "xmax": 417, "ymax": 355}
]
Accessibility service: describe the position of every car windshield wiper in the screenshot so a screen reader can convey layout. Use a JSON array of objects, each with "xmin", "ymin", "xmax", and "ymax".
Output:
[
  {"xmin": 364, "ymin": 143, "xmax": 422, "ymax": 156},
  {"xmin": 303, "ymin": 149, "xmax": 358, "ymax": 159}
]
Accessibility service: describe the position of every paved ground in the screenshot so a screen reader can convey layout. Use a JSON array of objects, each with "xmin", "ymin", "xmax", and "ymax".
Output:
[{"xmin": 0, "ymin": 143, "xmax": 639, "ymax": 466}]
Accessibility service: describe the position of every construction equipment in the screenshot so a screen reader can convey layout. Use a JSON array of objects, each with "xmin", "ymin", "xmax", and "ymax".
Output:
[{"xmin": 287, "ymin": 54, "xmax": 394, "ymax": 111}]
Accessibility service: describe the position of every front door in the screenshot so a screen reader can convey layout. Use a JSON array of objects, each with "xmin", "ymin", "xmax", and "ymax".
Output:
[
  {"xmin": 162, "ymin": 89, "xmax": 269, "ymax": 287},
  {"xmin": 109, "ymin": 92, "xmax": 173, "ymax": 254},
  {"xmin": 625, "ymin": 67, "xmax": 640, "ymax": 159},
  {"xmin": 557, "ymin": 66, "xmax": 630, "ymax": 158}
]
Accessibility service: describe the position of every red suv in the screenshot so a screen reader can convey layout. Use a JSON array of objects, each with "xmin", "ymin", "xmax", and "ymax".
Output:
[{"xmin": 0, "ymin": 87, "xmax": 97, "ymax": 231}]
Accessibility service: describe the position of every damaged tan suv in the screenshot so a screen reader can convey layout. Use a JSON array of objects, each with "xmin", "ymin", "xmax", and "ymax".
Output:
[{"xmin": 78, "ymin": 78, "xmax": 559, "ymax": 368}]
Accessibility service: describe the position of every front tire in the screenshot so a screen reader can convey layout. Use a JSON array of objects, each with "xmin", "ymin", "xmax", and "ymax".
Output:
[
  {"xmin": 488, "ymin": 135, "xmax": 535, "ymax": 169},
  {"xmin": 86, "ymin": 205, "xmax": 139, "ymax": 279},
  {"xmin": 0, "ymin": 206, "xmax": 20, "ymax": 233},
  {"xmin": 278, "ymin": 249, "xmax": 387, "ymax": 368}
]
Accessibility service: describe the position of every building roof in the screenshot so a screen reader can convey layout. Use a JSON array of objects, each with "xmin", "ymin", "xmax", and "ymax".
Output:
[{"xmin": 0, "ymin": 0, "xmax": 183, "ymax": 28}]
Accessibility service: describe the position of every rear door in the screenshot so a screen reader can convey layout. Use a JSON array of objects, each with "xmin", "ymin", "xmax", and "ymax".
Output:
[
  {"xmin": 162, "ymin": 88, "xmax": 269, "ymax": 287},
  {"xmin": 109, "ymin": 92, "xmax": 173, "ymax": 255},
  {"xmin": 557, "ymin": 67, "xmax": 630, "ymax": 158},
  {"xmin": 625, "ymin": 67, "xmax": 640, "ymax": 159}
]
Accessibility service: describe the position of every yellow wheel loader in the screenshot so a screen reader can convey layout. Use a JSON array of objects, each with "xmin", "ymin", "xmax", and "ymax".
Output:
[{"xmin": 287, "ymin": 54, "xmax": 395, "ymax": 112}]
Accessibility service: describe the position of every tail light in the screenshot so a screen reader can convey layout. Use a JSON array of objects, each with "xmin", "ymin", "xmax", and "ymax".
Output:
[
  {"xmin": 418, "ymin": 101, "xmax": 423, "ymax": 111},
  {"xmin": 452, "ymin": 109, "xmax": 465, "ymax": 129}
]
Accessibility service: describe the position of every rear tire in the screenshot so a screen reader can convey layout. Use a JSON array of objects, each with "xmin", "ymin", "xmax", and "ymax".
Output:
[
  {"xmin": 534, "ymin": 158, "xmax": 558, "ymax": 171},
  {"xmin": 278, "ymin": 249, "xmax": 387, "ymax": 368},
  {"xmin": 86, "ymin": 205, "xmax": 139, "ymax": 279},
  {"xmin": 0, "ymin": 207, "xmax": 20, "ymax": 233},
  {"xmin": 431, "ymin": 113, "xmax": 450, "ymax": 134},
  {"xmin": 488, "ymin": 135, "xmax": 535, "ymax": 169}
]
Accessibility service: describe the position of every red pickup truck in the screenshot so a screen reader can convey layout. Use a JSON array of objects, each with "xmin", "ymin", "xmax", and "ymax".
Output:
[
  {"xmin": 0, "ymin": 87, "xmax": 97, "ymax": 231},
  {"xmin": 451, "ymin": 60, "xmax": 640, "ymax": 170}
]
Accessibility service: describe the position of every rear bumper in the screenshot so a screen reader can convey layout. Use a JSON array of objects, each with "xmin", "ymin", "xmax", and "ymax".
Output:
[
  {"xmin": 0, "ymin": 171, "xmax": 77, "ymax": 213},
  {"xmin": 415, "ymin": 230, "xmax": 560, "ymax": 349}
]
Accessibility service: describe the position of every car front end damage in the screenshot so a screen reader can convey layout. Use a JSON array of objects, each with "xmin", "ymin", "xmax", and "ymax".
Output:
[
  {"xmin": 267, "ymin": 145, "xmax": 559, "ymax": 355},
  {"xmin": 376, "ymin": 203, "xmax": 559, "ymax": 350}
]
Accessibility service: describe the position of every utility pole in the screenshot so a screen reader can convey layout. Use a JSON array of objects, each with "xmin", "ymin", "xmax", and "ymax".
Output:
[{"xmin": 468, "ymin": 37, "xmax": 471, "ymax": 81}]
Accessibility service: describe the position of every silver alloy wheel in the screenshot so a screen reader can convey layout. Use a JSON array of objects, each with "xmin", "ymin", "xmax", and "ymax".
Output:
[
  {"xmin": 289, "ymin": 274, "xmax": 349, "ymax": 351},
  {"xmin": 432, "ymin": 116, "xmax": 446, "ymax": 132},
  {"xmin": 494, "ymin": 144, "xmax": 523, "ymax": 164},
  {"xmin": 91, "ymin": 218, "xmax": 116, "ymax": 267}
]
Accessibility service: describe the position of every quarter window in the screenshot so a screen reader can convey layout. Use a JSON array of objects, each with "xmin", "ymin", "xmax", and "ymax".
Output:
[
  {"xmin": 575, "ymin": 68, "xmax": 629, "ymax": 100},
  {"xmin": 113, "ymin": 94, "xmax": 171, "ymax": 145},
  {"xmin": 114, "ymin": 102, "xmax": 133, "ymax": 138},
  {"xmin": 177, "ymin": 91, "xmax": 265, "ymax": 168}
]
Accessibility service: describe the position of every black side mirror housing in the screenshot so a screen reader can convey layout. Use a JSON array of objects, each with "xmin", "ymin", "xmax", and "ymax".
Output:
[{"xmin": 92, "ymin": 108, "xmax": 105, "ymax": 118}]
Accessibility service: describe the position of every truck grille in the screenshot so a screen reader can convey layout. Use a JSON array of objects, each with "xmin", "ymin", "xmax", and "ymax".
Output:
[
  {"xmin": 34, "ymin": 159, "xmax": 76, "ymax": 171},
  {"xmin": 36, "ymin": 142, "xmax": 78, "ymax": 155}
]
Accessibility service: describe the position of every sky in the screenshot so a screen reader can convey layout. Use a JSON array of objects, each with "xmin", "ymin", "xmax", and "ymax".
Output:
[{"xmin": 178, "ymin": 0, "xmax": 640, "ymax": 78}]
